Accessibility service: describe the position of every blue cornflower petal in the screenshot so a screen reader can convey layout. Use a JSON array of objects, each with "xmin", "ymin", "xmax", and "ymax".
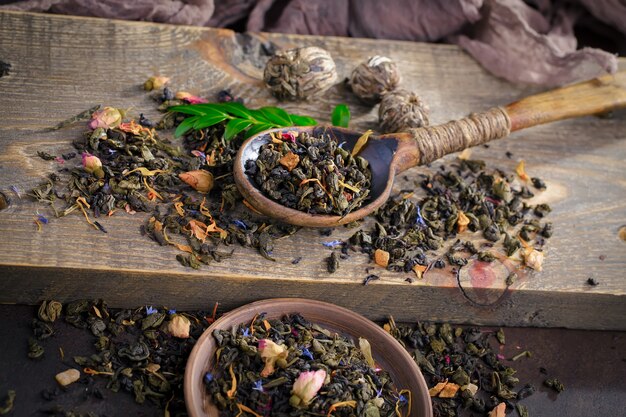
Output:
[
  {"xmin": 242, "ymin": 327, "xmax": 250, "ymax": 337},
  {"xmin": 204, "ymin": 372, "xmax": 214, "ymax": 384},
  {"xmin": 252, "ymin": 380, "xmax": 264, "ymax": 392},
  {"xmin": 146, "ymin": 306, "xmax": 157, "ymax": 315},
  {"xmin": 322, "ymin": 240, "xmax": 343, "ymax": 248},
  {"xmin": 168, "ymin": 309, "xmax": 176, "ymax": 315},
  {"xmin": 232, "ymin": 220, "xmax": 248, "ymax": 230},
  {"xmin": 301, "ymin": 347, "xmax": 314, "ymax": 360},
  {"xmin": 415, "ymin": 206, "xmax": 426, "ymax": 227}
]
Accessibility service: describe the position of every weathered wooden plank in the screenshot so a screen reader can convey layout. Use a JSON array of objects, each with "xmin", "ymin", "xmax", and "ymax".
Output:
[{"xmin": 0, "ymin": 11, "xmax": 625, "ymax": 330}]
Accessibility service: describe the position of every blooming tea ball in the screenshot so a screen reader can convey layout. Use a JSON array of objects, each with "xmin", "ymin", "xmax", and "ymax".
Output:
[
  {"xmin": 349, "ymin": 56, "xmax": 401, "ymax": 104},
  {"xmin": 264, "ymin": 46, "xmax": 338, "ymax": 100},
  {"xmin": 378, "ymin": 89, "xmax": 429, "ymax": 133}
]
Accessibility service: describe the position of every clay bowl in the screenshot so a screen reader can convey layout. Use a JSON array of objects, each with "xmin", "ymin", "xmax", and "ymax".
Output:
[{"xmin": 184, "ymin": 298, "xmax": 433, "ymax": 417}]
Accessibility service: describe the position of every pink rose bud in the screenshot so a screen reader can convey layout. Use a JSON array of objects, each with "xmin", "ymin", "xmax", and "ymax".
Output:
[
  {"xmin": 179, "ymin": 170, "xmax": 214, "ymax": 193},
  {"xmin": 82, "ymin": 152, "xmax": 104, "ymax": 179},
  {"xmin": 167, "ymin": 314, "xmax": 190, "ymax": 338},
  {"xmin": 175, "ymin": 91, "xmax": 208, "ymax": 104},
  {"xmin": 88, "ymin": 106, "xmax": 122, "ymax": 130},
  {"xmin": 290, "ymin": 369, "xmax": 326, "ymax": 406},
  {"xmin": 258, "ymin": 339, "xmax": 288, "ymax": 377}
]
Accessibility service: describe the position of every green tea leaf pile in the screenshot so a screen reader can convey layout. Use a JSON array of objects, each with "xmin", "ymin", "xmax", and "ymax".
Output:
[
  {"xmin": 206, "ymin": 314, "xmax": 410, "ymax": 417},
  {"xmin": 244, "ymin": 131, "xmax": 372, "ymax": 216}
]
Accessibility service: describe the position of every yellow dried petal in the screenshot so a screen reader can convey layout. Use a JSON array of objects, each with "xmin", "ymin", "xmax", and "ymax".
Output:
[
  {"xmin": 439, "ymin": 382, "xmax": 460, "ymax": 398},
  {"xmin": 457, "ymin": 211, "xmax": 470, "ymax": 233},
  {"xmin": 428, "ymin": 381, "xmax": 447, "ymax": 397},
  {"xmin": 515, "ymin": 160, "xmax": 530, "ymax": 181},
  {"xmin": 351, "ymin": 129, "xmax": 373, "ymax": 157}
]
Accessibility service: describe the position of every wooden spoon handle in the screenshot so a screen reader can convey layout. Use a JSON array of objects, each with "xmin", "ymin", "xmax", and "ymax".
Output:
[
  {"xmin": 393, "ymin": 70, "xmax": 626, "ymax": 170},
  {"xmin": 505, "ymin": 71, "xmax": 626, "ymax": 131}
]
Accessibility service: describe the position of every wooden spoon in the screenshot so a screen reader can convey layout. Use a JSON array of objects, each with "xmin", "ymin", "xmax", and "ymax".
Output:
[{"xmin": 234, "ymin": 71, "xmax": 626, "ymax": 228}]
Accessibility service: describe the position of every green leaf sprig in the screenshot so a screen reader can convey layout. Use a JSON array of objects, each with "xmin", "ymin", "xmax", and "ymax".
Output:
[{"xmin": 169, "ymin": 102, "xmax": 318, "ymax": 140}]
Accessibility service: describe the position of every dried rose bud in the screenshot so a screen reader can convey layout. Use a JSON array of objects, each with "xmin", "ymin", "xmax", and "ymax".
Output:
[
  {"xmin": 523, "ymin": 248, "xmax": 544, "ymax": 271},
  {"xmin": 258, "ymin": 339, "xmax": 288, "ymax": 377},
  {"xmin": 167, "ymin": 314, "xmax": 190, "ymax": 338},
  {"xmin": 349, "ymin": 56, "xmax": 401, "ymax": 104},
  {"xmin": 143, "ymin": 76, "xmax": 170, "ymax": 91},
  {"xmin": 88, "ymin": 106, "xmax": 122, "ymax": 130},
  {"xmin": 264, "ymin": 46, "xmax": 337, "ymax": 100},
  {"xmin": 179, "ymin": 170, "xmax": 214, "ymax": 193},
  {"xmin": 290, "ymin": 369, "xmax": 326, "ymax": 407},
  {"xmin": 379, "ymin": 89, "xmax": 429, "ymax": 133},
  {"xmin": 175, "ymin": 91, "xmax": 208, "ymax": 104},
  {"xmin": 82, "ymin": 152, "xmax": 104, "ymax": 179}
]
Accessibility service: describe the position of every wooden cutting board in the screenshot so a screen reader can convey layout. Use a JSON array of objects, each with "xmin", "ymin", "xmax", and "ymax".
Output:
[{"xmin": 0, "ymin": 11, "xmax": 624, "ymax": 330}]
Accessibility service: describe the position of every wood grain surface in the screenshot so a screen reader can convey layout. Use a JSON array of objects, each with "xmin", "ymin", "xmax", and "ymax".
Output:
[{"xmin": 0, "ymin": 11, "xmax": 625, "ymax": 330}]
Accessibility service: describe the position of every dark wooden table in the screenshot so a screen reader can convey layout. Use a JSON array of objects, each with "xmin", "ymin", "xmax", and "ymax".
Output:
[
  {"xmin": 0, "ymin": 11, "xmax": 625, "ymax": 332},
  {"xmin": 1, "ymin": 304, "xmax": 624, "ymax": 416}
]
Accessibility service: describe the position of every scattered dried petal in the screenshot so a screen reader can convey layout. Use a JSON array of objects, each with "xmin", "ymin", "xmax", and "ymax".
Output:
[
  {"xmin": 55, "ymin": 368, "xmax": 81, "ymax": 387},
  {"xmin": 488, "ymin": 402, "xmax": 507, "ymax": 417},
  {"xmin": 351, "ymin": 129, "xmax": 373, "ymax": 157},
  {"xmin": 515, "ymin": 160, "xmax": 530, "ymax": 181},
  {"xmin": 412, "ymin": 264, "xmax": 427, "ymax": 279},
  {"xmin": 279, "ymin": 151, "xmax": 300, "ymax": 171},
  {"xmin": 439, "ymin": 382, "xmax": 460, "ymax": 398},
  {"xmin": 374, "ymin": 249, "xmax": 390, "ymax": 267},
  {"xmin": 428, "ymin": 381, "xmax": 448, "ymax": 397},
  {"xmin": 457, "ymin": 211, "xmax": 470, "ymax": 233}
]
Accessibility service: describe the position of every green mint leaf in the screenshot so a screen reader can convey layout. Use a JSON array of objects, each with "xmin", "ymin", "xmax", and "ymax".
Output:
[
  {"xmin": 168, "ymin": 105, "xmax": 206, "ymax": 116},
  {"xmin": 193, "ymin": 114, "xmax": 228, "ymax": 130},
  {"xmin": 217, "ymin": 102, "xmax": 256, "ymax": 120},
  {"xmin": 174, "ymin": 116, "xmax": 198, "ymax": 138},
  {"xmin": 331, "ymin": 104, "xmax": 350, "ymax": 128},
  {"xmin": 245, "ymin": 123, "xmax": 276, "ymax": 138},
  {"xmin": 289, "ymin": 114, "xmax": 318, "ymax": 126},
  {"xmin": 257, "ymin": 107, "xmax": 292, "ymax": 126},
  {"xmin": 186, "ymin": 104, "xmax": 230, "ymax": 117},
  {"xmin": 224, "ymin": 118, "xmax": 253, "ymax": 141}
]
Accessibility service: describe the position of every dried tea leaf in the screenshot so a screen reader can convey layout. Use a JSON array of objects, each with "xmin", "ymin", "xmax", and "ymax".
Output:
[{"xmin": 38, "ymin": 300, "xmax": 62, "ymax": 323}]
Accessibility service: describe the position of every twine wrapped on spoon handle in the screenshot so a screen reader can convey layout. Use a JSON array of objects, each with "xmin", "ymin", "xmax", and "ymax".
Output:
[{"xmin": 410, "ymin": 107, "xmax": 511, "ymax": 165}]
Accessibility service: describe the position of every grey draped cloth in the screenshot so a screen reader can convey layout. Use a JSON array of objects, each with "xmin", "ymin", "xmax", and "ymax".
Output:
[{"xmin": 3, "ymin": 0, "xmax": 624, "ymax": 87}]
